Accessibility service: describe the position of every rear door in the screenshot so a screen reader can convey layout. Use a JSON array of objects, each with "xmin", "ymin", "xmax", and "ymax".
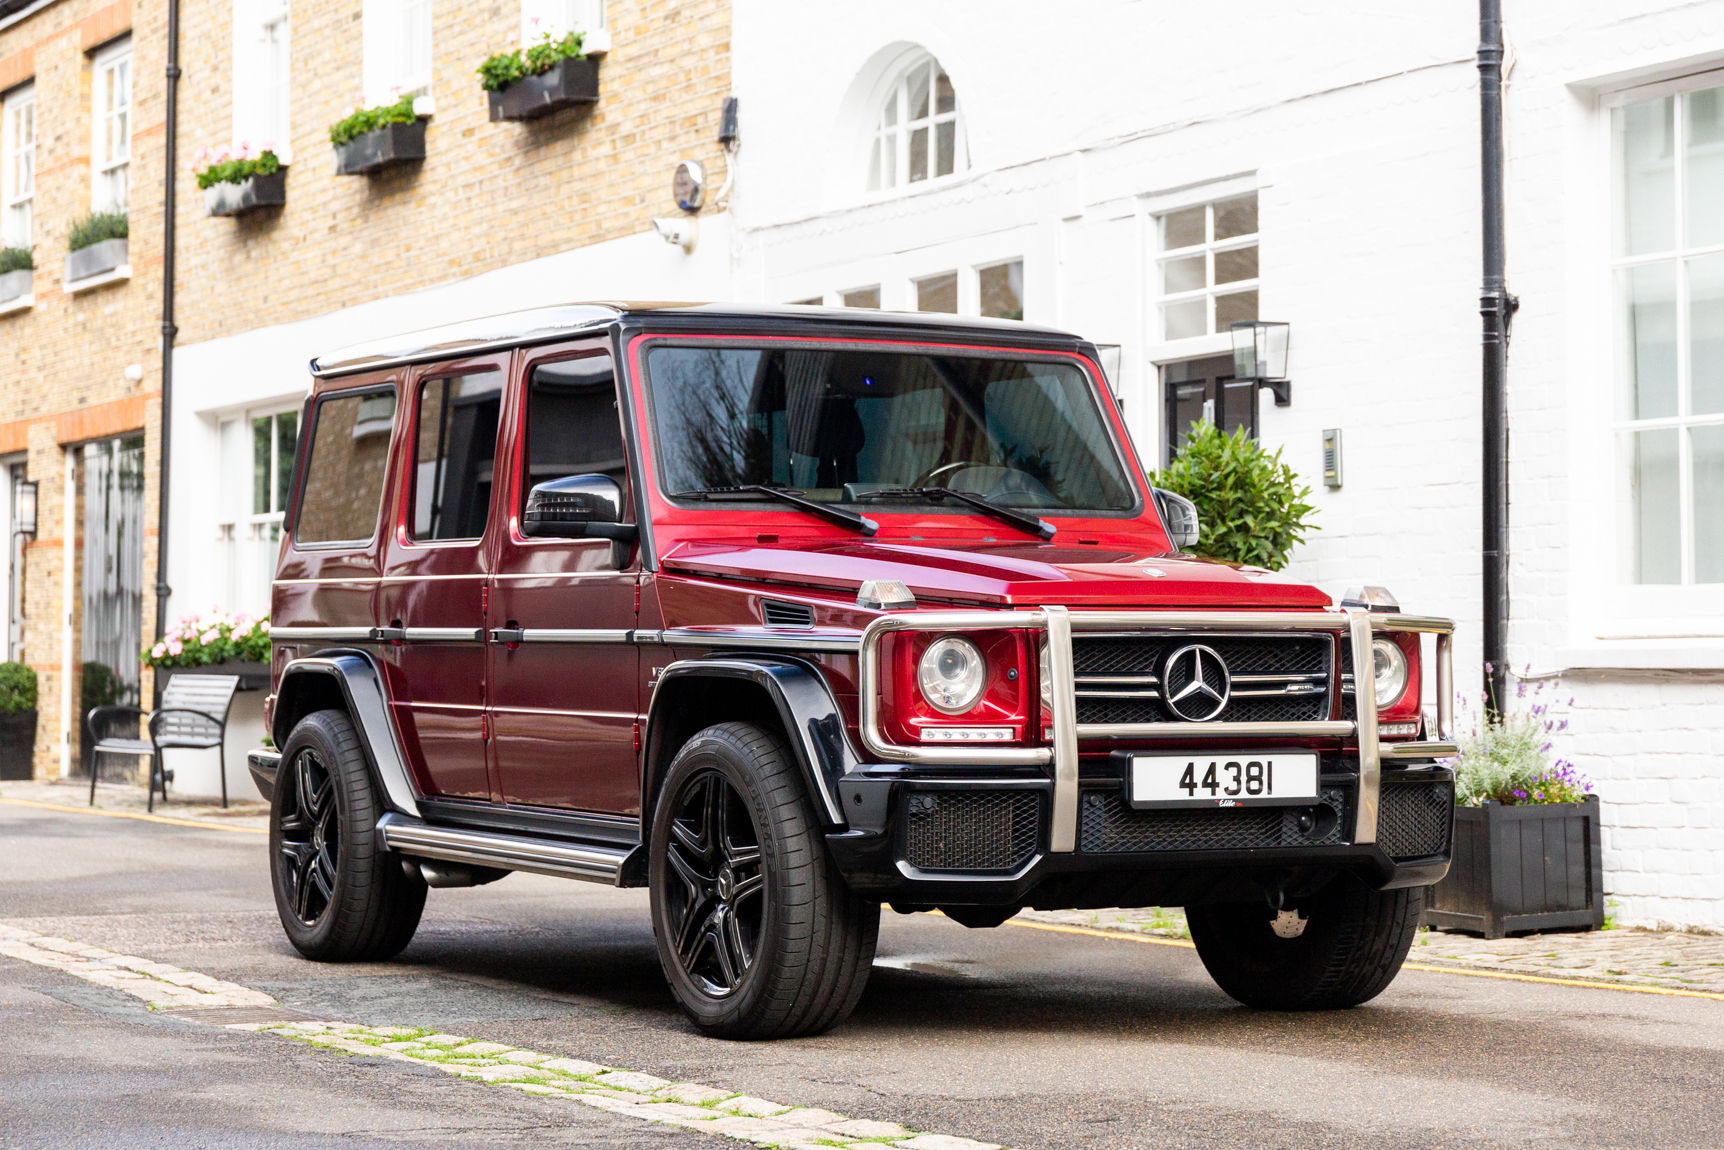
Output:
[{"xmin": 487, "ymin": 342, "xmax": 641, "ymax": 815}]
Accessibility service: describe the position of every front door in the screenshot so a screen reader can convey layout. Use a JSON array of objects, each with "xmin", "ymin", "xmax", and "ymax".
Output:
[
  {"xmin": 377, "ymin": 356, "xmax": 507, "ymax": 801},
  {"xmin": 488, "ymin": 343, "xmax": 640, "ymax": 815},
  {"xmin": 1162, "ymin": 353, "xmax": 1257, "ymax": 464}
]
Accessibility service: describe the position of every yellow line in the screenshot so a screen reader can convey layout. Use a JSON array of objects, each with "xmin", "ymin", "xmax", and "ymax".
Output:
[
  {"xmin": 1002, "ymin": 916, "xmax": 1724, "ymax": 1002},
  {"xmin": 0, "ymin": 797, "xmax": 268, "ymax": 835}
]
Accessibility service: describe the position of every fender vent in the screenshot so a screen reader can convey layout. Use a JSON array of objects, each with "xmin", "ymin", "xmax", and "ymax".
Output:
[{"xmin": 761, "ymin": 599, "xmax": 814, "ymax": 628}]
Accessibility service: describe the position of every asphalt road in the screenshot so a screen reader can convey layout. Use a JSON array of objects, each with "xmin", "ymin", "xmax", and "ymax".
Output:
[{"xmin": 2, "ymin": 800, "xmax": 1720, "ymax": 1149}]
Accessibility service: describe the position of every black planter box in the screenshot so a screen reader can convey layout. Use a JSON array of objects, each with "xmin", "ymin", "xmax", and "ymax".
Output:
[
  {"xmin": 333, "ymin": 119, "xmax": 427, "ymax": 176},
  {"xmin": 1422, "ymin": 795, "xmax": 1605, "ymax": 939},
  {"xmin": 488, "ymin": 57, "xmax": 600, "ymax": 121},
  {"xmin": 0, "ymin": 710, "xmax": 38, "ymax": 780},
  {"xmin": 167, "ymin": 660, "xmax": 270, "ymax": 691},
  {"xmin": 204, "ymin": 171, "xmax": 287, "ymax": 216}
]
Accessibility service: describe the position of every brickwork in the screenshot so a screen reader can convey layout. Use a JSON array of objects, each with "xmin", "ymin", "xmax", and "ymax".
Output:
[
  {"xmin": 0, "ymin": 0, "xmax": 162, "ymax": 779},
  {"xmin": 172, "ymin": 0, "xmax": 732, "ymax": 347}
]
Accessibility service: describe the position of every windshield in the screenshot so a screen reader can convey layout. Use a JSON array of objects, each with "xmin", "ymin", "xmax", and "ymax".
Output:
[{"xmin": 645, "ymin": 346, "xmax": 1136, "ymax": 511}]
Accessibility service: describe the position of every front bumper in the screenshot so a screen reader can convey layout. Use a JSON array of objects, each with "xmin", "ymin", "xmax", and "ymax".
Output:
[{"xmin": 826, "ymin": 758, "xmax": 1455, "ymax": 906}]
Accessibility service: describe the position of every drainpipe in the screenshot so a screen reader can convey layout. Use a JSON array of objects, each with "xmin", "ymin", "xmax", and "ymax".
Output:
[
  {"xmin": 1478, "ymin": 0, "xmax": 1515, "ymax": 714},
  {"xmin": 153, "ymin": 0, "xmax": 180, "ymax": 669}
]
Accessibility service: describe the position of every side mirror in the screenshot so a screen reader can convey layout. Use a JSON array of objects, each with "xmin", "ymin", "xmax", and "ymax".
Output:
[
  {"xmin": 1152, "ymin": 488, "xmax": 1201, "ymax": 551},
  {"xmin": 523, "ymin": 474, "xmax": 636, "ymax": 541}
]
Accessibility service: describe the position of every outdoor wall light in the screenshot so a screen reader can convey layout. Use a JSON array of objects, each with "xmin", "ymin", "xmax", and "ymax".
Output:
[
  {"xmin": 1230, "ymin": 320, "xmax": 1292, "ymax": 406},
  {"xmin": 123, "ymin": 363, "xmax": 144, "ymax": 382},
  {"xmin": 14, "ymin": 479, "xmax": 38, "ymax": 538}
]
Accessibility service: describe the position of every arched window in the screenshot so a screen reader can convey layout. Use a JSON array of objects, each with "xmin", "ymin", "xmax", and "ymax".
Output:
[{"xmin": 867, "ymin": 53, "xmax": 963, "ymax": 192}]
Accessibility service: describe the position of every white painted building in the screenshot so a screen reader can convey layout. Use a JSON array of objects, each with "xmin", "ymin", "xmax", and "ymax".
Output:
[{"xmin": 167, "ymin": 1, "xmax": 1723, "ymax": 929}]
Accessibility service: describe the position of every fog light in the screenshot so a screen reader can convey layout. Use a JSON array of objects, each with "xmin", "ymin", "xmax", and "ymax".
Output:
[{"xmin": 919, "ymin": 636, "xmax": 986, "ymax": 714}]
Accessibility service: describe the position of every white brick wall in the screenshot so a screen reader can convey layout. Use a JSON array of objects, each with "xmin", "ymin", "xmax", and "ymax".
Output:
[{"xmin": 730, "ymin": 0, "xmax": 1724, "ymax": 929}]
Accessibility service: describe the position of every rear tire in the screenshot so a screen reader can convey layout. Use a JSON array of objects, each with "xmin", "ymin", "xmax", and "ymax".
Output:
[
  {"xmin": 1187, "ymin": 874, "xmax": 1421, "ymax": 1010},
  {"xmin": 270, "ymin": 709, "xmax": 426, "ymax": 962},
  {"xmin": 649, "ymin": 722, "xmax": 879, "ymax": 1040}
]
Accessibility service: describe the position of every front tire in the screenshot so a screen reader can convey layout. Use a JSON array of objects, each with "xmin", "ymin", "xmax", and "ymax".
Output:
[
  {"xmin": 270, "ymin": 709, "xmax": 426, "ymax": 962},
  {"xmin": 1187, "ymin": 874, "xmax": 1422, "ymax": 1010},
  {"xmin": 649, "ymin": 722, "xmax": 879, "ymax": 1040}
]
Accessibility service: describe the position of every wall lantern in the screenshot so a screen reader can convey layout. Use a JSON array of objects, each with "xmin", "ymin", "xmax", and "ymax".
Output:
[
  {"xmin": 1230, "ymin": 320, "xmax": 1292, "ymax": 406},
  {"xmin": 13, "ymin": 479, "xmax": 38, "ymax": 539}
]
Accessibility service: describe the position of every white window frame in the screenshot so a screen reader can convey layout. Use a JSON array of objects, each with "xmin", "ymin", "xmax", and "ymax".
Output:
[
  {"xmin": 520, "ymin": 0, "xmax": 609, "ymax": 54},
  {"xmin": 2, "ymin": 84, "xmax": 34, "ymax": 248},
  {"xmin": 866, "ymin": 52, "xmax": 965, "ymax": 195},
  {"xmin": 1154, "ymin": 193, "xmax": 1260, "ymax": 344},
  {"xmin": 362, "ymin": 0, "xmax": 432, "ymax": 106},
  {"xmin": 230, "ymin": 0, "xmax": 292, "ymax": 161},
  {"xmin": 91, "ymin": 39, "xmax": 131, "ymax": 213},
  {"xmin": 217, "ymin": 403, "xmax": 300, "ymax": 617}
]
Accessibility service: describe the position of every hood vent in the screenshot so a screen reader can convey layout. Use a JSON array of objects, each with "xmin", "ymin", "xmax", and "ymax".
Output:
[{"xmin": 761, "ymin": 599, "xmax": 815, "ymax": 628}]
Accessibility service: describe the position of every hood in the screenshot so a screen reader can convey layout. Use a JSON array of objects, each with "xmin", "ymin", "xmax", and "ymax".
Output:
[{"xmin": 658, "ymin": 540, "xmax": 1332, "ymax": 609}]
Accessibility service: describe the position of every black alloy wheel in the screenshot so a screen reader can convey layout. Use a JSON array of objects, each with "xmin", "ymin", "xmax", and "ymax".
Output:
[
  {"xmin": 663, "ymin": 769, "xmax": 767, "ymax": 996},
  {"xmin": 277, "ymin": 745, "xmax": 339, "ymax": 926}
]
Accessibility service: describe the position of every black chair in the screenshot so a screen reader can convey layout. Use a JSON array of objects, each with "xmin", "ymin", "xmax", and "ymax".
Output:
[{"xmin": 87, "ymin": 674, "xmax": 241, "ymax": 811}]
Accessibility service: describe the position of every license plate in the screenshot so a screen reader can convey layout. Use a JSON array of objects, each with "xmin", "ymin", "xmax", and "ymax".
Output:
[{"xmin": 1128, "ymin": 752, "xmax": 1319, "ymax": 809}]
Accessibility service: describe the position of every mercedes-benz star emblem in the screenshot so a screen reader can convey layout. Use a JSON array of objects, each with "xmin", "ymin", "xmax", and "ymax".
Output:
[{"xmin": 1162, "ymin": 644, "xmax": 1231, "ymax": 722}]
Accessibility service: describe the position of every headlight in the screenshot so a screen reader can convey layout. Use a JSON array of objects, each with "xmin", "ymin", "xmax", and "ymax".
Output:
[
  {"xmin": 1371, "ymin": 638, "xmax": 1409, "ymax": 708},
  {"xmin": 1039, "ymin": 643, "xmax": 1052, "ymax": 711},
  {"xmin": 919, "ymin": 636, "xmax": 987, "ymax": 714}
]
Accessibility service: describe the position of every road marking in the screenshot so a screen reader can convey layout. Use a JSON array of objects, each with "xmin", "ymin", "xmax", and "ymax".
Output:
[
  {"xmin": 1001, "ymin": 915, "xmax": 1724, "ymax": 1002},
  {"xmin": 0, "ymin": 797, "xmax": 268, "ymax": 835},
  {"xmin": 0, "ymin": 922, "xmax": 1006, "ymax": 1150}
]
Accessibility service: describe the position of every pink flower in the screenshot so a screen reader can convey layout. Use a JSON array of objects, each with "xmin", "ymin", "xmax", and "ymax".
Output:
[
  {"xmin": 151, "ymin": 643, "xmax": 166, "ymax": 659},
  {"xmin": 200, "ymin": 628, "xmax": 220, "ymax": 645},
  {"xmin": 233, "ymin": 622, "xmax": 254, "ymax": 639},
  {"xmin": 166, "ymin": 639, "xmax": 183, "ymax": 656},
  {"xmin": 260, "ymin": 621, "xmax": 271, "ymax": 633}
]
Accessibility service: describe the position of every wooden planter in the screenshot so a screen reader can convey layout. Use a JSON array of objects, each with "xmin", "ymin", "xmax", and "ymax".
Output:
[
  {"xmin": 204, "ymin": 171, "xmax": 287, "ymax": 216},
  {"xmin": 166, "ymin": 660, "xmax": 270, "ymax": 691},
  {"xmin": 488, "ymin": 57, "xmax": 600, "ymax": 121},
  {"xmin": 1422, "ymin": 795, "xmax": 1605, "ymax": 939},
  {"xmin": 333, "ymin": 119, "xmax": 427, "ymax": 175},
  {"xmin": 0, "ymin": 710, "xmax": 37, "ymax": 780}
]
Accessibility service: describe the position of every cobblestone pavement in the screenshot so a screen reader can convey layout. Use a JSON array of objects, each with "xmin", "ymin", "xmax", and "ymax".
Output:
[
  {"xmin": 0, "ymin": 778, "xmax": 270, "ymax": 830},
  {"xmin": 1017, "ymin": 906, "xmax": 1724, "ymax": 994}
]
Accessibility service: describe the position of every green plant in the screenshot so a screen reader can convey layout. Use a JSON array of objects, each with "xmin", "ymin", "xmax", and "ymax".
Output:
[
  {"xmin": 328, "ymin": 93, "xmax": 418, "ymax": 147},
  {"xmin": 193, "ymin": 142, "xmax": 282, "ymax": 189},
  {"xmin": 141, "ymin": 610, "xmax": 271, "ymax": 669},
  {"xmin": 0, "ymin": 662, "xmax": 37, "ymax": 713},
  {"xmin": 81, "ymin": 661, "xmax": 126, "ymax": 710},
  {"xmin": 476, "ymin": 27, "xmax": 584, "ymax": 92},
  {"xmin": 67, "ymin": 210, "xmax": 128, "ymax": 252},
  {"xmin": 1150, "ymin": 422, "xmax": 1317, "ymax": 570},
  {"xmin": 1451, "ymin": 676, "xmax": 1593, "ymax": 805},
  {"xmin": 0, "ymin": 245, "xmax": 32, "ymax": 274}
]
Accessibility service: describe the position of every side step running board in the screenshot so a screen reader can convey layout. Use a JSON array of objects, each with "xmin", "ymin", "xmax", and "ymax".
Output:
[{"xmin": 377, "ymin": 813, "xmax": 637, "ymax": 886}]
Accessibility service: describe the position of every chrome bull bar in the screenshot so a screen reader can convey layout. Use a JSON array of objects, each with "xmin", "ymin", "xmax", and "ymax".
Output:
[{"xmin": 857, "ymin": 608, "xmax": 1456, "ymax": 854}]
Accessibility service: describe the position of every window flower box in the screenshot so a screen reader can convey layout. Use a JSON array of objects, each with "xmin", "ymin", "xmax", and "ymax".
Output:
[
  {"xmin": 333, "ymin": 118, "xmax": 426, "ymax": 175},
  {"xmin": 489, "ymin": 56, "xmax": 600, "ymax": 121},
  {"xmin": 167, "ymin": 660, "xmax": 270, "ymax": 691},
  {"xmin": 1422, "ymin": 795, "xmax": 1605, "ymax": 939},
  {"xmin": 0, "ymin": 268, "xmax": 31, "ymax": 307},
  {"xmin": 205, "ymin": 171, "xmax": 287, "ymax": 216},
  {"xmin": 65, "ymin": 237, "xmax": 129, "ymax": 285}
]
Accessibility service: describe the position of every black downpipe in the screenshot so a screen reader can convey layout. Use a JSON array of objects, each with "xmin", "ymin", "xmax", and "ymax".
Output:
[
  {"xmin": 153, "ymin": 0, "xmax": 180, "ymax": 660},
  {"xmin": 1478, "ymin": 0, "xmax": 1514, "ymax": 714}
]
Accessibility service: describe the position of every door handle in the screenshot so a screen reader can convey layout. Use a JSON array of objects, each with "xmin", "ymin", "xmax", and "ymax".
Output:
[{"xmin": 489, "ymin": 628, "xmax": 525, "ymax": 645}]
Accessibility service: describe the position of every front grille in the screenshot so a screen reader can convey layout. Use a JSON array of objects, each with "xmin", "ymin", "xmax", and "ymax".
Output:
[
  {"xmin": 904, "ymin": 790, "xmax": 1041, "ymax": 872},
  {"xmin": 1079, "ymin": 787, "xmax": 1346, "ymax": 853},
  {"xmin": 1072, "ymin": 633, "xmax": 1332, "ymax": 725},
  {"xmin": 1377, "ymin": 779, "xmax": 1454, "ymax": 859}
]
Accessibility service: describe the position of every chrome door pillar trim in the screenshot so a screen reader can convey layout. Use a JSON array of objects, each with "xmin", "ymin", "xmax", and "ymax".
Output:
[
  {"xmin": 1347, "ymin": 608, "xmax": 1380, "ymax": 845},
  {"xmin": 1044, "ymin": 605, "xmax": 1080, "ymax": 853},
  {"xmin": 269, "ymin": 626, "xmax": 375, "ymax": 641}
]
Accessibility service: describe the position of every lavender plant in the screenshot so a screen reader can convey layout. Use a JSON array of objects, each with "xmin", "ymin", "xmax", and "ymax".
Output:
[{"xmin": 1450, "ymin": 667, "xmax": 1593, "ymax": 806}]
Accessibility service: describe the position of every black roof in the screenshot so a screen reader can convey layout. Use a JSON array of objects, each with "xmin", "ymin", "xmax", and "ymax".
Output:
[{"xmin": 310, "ymin": 302, "xmax": 1088, "ymax": 377}]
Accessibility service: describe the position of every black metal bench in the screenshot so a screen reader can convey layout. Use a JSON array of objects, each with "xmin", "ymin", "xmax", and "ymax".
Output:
[{"xmin": 86, "ymin": 674, "xmax": 241, "ymax": 811}]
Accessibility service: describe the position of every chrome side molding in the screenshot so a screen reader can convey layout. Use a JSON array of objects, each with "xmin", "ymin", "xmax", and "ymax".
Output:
[{"xmin": 377, "ymin": 813, "xmax": 636, "ymax": 885}]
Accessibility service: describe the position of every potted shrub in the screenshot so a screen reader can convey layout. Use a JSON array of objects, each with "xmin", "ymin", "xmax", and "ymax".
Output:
[
  {"xmin": 329, "ymin": 93, "xmax": 426, "ymax": 175},
  {"xmin": 142, "ymin": 610, "xmax": 272, "ymax": 690},
  {"xmin": 195, "ymin": 142, "xmax": 287, "ymax": 216},
  {"xmin": 0, "ymin": 662, "xmax": 38, "ymax": 781},
  {"xmin": 65, "ymin": 210, "xmax": 129, "ymax": 283},
  {"xmin": 479, "ymin": 24, "xmax": 599, "ymax": 121},
  {"xmin": 1422, "ymin": 677, "xmax": 1604, "ymax": 939},
  {"xmin": 1151, "ymin": 422, "xmax": 1318, "ymax": 570},
  {"xmin": 0, "ymin": 245, "xmax": 32, "ymax": 305}
]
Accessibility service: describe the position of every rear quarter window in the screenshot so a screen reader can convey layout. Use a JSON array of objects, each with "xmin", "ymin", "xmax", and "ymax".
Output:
[{"xmin": 294, "ymin": 388, "xmax": 397, "ymax": 546}]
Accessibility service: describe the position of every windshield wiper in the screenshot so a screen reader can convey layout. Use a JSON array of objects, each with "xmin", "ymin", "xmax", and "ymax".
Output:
[
  {"xmin": 671, "ymin": 485, "xmax": 878, "ymax": 537},
  {"xmin": 855, "ymin": 487, "xmax": 1056, "ymax": 541}
]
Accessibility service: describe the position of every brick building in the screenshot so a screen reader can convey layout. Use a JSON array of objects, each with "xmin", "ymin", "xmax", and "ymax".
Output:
[{"xmin": 5, "ymin": 0, "xmax": 735, "ymax": 791}]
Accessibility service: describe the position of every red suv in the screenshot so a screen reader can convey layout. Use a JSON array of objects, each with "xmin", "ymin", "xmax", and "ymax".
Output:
[{"xmin": 249, "ymin": 303, "xmax": 1456, "ymax": 1039}]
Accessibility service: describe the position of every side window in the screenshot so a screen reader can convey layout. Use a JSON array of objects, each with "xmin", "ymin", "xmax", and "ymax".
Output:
[
  {"xmin": 411, "ymin": 370, "xmax": 503, "ymax": 541},
  {"xmin": 522, "ymin": 355, "xmax": 629, "ymax": 516},
  {"xmin": 295, "ymin": 388, "xmax": 396, "ymax": 546}
]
